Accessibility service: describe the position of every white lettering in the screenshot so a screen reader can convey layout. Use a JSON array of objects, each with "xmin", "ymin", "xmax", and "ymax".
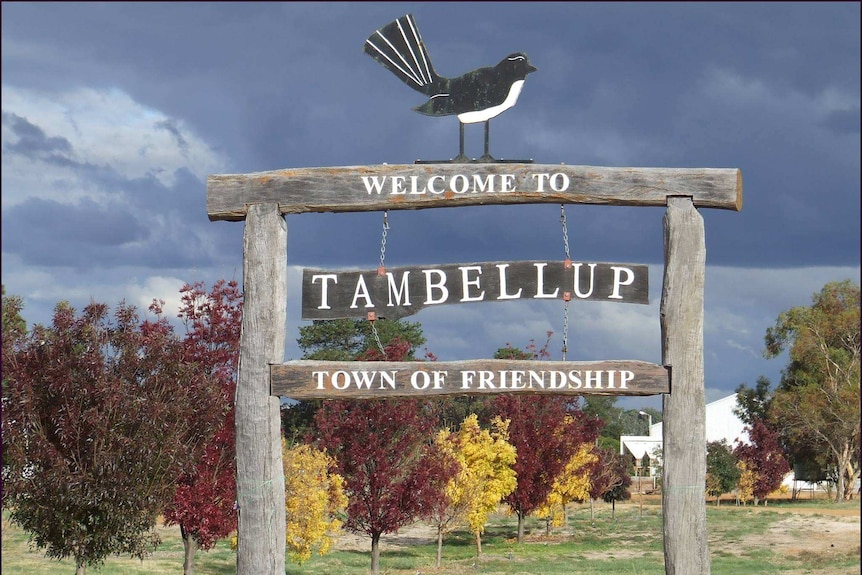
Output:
[
  {"xmin": 460, "ymin": 266, "xmax": 485, "ymax": 302},
  {"xmin": 409, "ymin": 175, "xmax": 424, "ymax": 195},
  {"xmin": 332, "ymin": 371, "xmax": 350, "ymax": 390},
  {"xmin": 427, "ymin": 175, "xmax": 445, "ymax": 194},
  {"xmin": 410, "ymin": 371, "xmax": 431, "ymax": 390},
  {"xmin": 350, "ymin": 276, "xmax": 374, "ymax": 309},
  {"xmin": 313, "ymin": 371, "xmax": 327, "ymax": 390},
  {"xmin": 496, "ymin": 264, "xmax": 523, "ymax": 300},
  {"xmin": 534, "ymin": 263, "xmax": 559, "ymax": 298},
  {"xmin": 532, "ymin": 173, "xmax": 549, "ymax": 192},
  {"xmin": 450, "ymin": 175, "xmax": 469, "ymax": 194},
  {"xmin": 549, "ymin": 172, "xmax": 570, "ymax": 192},
  {"xmin": 610, "ymin": 266, "xmax": 635, "ymax": 299},
  {"xmin": 620, "ymin": 370, "xmax": 634, "ymax": 389},
  {"xmin": 390, "ymin": 176, "xmax": 407, "ymax": 195},
  {"xmin": 500, "ymin": 174, "xmax": 516, "ymax": 192},
  {"xmin": 529, "ymin": 371, "xmax": 546, "ymax": 389},
  {"xmin": 423, "ymin": 269, "xmax": 449, "ymax": 304},
  {"xmin": 386, "ymin": 271, "xmax": 411, "ymax": 306},
  {"xmin": 433, "ymin": 371, "xmax": 447, "ymax": 390},
  {"xmin": 461, "ymin": 370, "xmax": 475, "ymax": 389},
  {"xmin": 312, "ymin": 274, "xmax": 338, "ymax": 310},
  {"xmin": 361, "ymin": 176, "xmax": 386, "ymax": 195},
  {"xmin": 573, "ymin": 263, "xmax": 597, "ymax": 299},
  {"xmin": 471, "ymin": 174, "xmax": 495, "ymax": 193}
]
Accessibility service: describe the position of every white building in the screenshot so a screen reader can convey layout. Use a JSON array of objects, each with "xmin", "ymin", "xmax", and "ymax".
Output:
[{"xmin": 620, "ymin": 394, "xmax": 750, "ymax": 477}]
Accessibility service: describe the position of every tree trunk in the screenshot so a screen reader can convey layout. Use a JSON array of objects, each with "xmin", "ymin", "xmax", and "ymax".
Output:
[
  {"xmin": 75, "ymin": 562, "xmax": 86, "ymax": 575},
  {"xmin": 589, "ymin": 498, "xmax": 594, "ymax": 521},
  {"xmin": 475, "ymin": 530, "xmax": 482, "ymax": 557},
  {"xmin": 436, "ymin": 526, "xmax": 443, "ymax": 568},
  {"xmin": 371, "ymin": 533, "xmax": 381, "ymax": 575},
  {"xmin": 516, "ymin": 511, "xmax": 525, "ymax": 543},
  {"xmin": 181, "ymin": 524, "xmax": 197, "ymax": 575},
  {"xmin": 545, "ymin": 518, "xmax": 551, "ymax": 536}
]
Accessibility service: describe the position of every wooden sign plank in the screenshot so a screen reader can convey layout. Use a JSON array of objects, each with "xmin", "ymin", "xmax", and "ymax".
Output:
[
  {"xmin": 207, "ymin": 164, "xmax": 742, "ymax": 221},
  {"xmin": 270, "ymin": 359, "xmax": 669, "ymax": 399},
  {"xmin": 302, "ymin": 260, "xmax": 648, "ymax": 320}
]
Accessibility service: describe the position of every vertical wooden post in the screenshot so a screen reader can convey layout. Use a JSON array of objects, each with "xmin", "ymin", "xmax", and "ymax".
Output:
[
  {"xmin": 661, "ymin": 197, "xmax": 709, "ymax": 575},
  {"xmin": 235, "ymin": 203, "xmax": 286, "ymax": 575}
]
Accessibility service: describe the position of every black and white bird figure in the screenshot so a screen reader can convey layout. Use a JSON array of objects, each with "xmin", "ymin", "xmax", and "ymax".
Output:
[{"xmin": 364, "ymin": 13, "xmax": 537, "ymax": 163}]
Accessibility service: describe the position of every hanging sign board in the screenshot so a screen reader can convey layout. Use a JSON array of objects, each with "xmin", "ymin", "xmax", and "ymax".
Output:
[
  {"xmin": 302, "ymin": 260, "xmax": 648, "ymax": 320},
  {"xmin": 271, "ymin": 359, "xmax": 669, "ymax": 399}
]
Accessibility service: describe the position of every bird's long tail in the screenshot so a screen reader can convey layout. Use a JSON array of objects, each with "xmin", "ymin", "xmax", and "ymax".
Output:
[{"xmin": 363, "ymin": 14, "xmax": 439, "ymax": 96}]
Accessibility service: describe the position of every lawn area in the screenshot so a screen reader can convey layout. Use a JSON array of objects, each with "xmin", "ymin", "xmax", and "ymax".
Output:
[{"xmin": 2, "ymin": 497, "xmax": 859, "ymax": 574}]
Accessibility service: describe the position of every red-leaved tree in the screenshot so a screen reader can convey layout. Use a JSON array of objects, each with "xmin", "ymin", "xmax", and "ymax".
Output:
[
  {"xmin": 493, "ymin": 394, "xmax": 602, "ymax": 542},
  {"xmin": 162, "ymin": 280, "xmax": 243, "ymax": 575},
  {"xmin": 491, "ymin": 337, "xmax": 602, "ymax": 542},
  {"xmin": 312, "ymin": 338, "xmax": 455, "ymax": 575},
  {"xmin": 733, "ymin": 418, "xmax": 790, "ymax": 505},
  {"xmin": 1, "ymin": 300, "xmax": 224, "ymax": 575}
]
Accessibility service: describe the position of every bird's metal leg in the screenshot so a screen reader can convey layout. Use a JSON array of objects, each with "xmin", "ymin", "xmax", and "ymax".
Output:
[
  {"xmin": 479, "ymin": 120, "xmax": 495, "ymax": 162},
  {"xmin": 453, "ymin": 122, "xmax": 469, "ymax": 163}
]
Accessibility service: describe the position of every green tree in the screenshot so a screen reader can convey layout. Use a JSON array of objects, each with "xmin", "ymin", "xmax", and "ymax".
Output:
[
  {"xmin": 765, "ymin": 280, "xmax": 860, "ymax": 501},
  {"xmin": 284, "ymin": 318, "xmax": 428, "ymax": 442},
  {"xmin": 1, "ymin": 300, "xmax": 224, "ymax": 574},
  {"xmin": 1, "ymin": 286, "xmax": 27, "ymax": 478},
  {"xmin": 706, "ymin": 440, "xmax": 740, "ymax": 506},
  {"xmin": 582, "ymin": 397, "xmax": 623, "ymax": 451}
]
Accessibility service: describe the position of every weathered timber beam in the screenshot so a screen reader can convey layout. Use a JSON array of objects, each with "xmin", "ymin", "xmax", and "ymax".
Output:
[
  {"xmin": 208, "ymin": 164, "xmax": 742, "ymax": 221},
  {"xmin": 270, "ymin": 359, "xmax": 669, "ymax": 399}
]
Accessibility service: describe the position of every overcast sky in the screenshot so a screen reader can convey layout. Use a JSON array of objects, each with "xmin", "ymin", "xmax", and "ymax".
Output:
[{"xmin": 2, "ymin": 2, "xmax": 859, "ymax": 411}]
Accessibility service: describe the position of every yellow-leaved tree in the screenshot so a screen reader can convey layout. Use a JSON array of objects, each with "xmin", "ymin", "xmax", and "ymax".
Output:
[
  {"xmin": 430, "ymin": 414, "xmax": 517, "ymax": 566},
  {"xmin": 736, "ymin": 459, "xmax": 756, "ymax": 505},
  {"xmin": 282, "ymin": 441, "xmax": 347, "ymax": 564},
  {"xmin": 532, "ymin": 442, "xmax": 598, "ymax": 534}
]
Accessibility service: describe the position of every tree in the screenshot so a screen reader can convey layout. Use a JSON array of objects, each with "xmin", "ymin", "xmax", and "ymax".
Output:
[
  {"xmin": 706, "ymin": 440, "xmax": 740, "ymax": 506},
  {"xmin": 284, "ymin": 318, "xmax": 428, "ymax": 442},
  {"xmin": 162, "ymin": 280, "xmax": 243, "ymax": 575},
  {"xmin": 1, "ymin": 286, "xmax": 27, "ymax": 479},
  {"xmin": 493, "ymin": 394, "xmax": 601, "ymax": 542},
  {"xmin": 734, "ymin": 375, "xmax": 773, "ymax": 425},
  {"xmin": 311, "ymin": 330, "xmax": 451, "ymax": 575},
  {"xmin": 532, "ymin": 442, "xmax": 598, "ymax": 533},
  {"xmin": 430, "ymin": 414, "xmax": 516, "ymax": 564},
  {"xmin": 589, "ymin": 448, "xmax": 631, "ymax": 520},
  {"xmin": 582, "ymin": 397, "xmax": 623, "ymax": 451},
  {"xmin": 735, "ymin": 460, "xmax": 756, "ymax": 505},
  {"xmin": 314, "ymin": 397, "xmax": 453, "ymax": 575},
  {"xmin": 282, "ymin": 441, "xmax": 347, "ymax": 564},
  {"xmin": 765, "ymin": 280, "xmax": 860, "ymax": 501},
  {"xmin": 733, "ymin": 419, "xmax": 790, "ymax": 506},
  {"xmin": 1, "ymin": 300, "xmax": 224, "ymax": 574},
  {"xmin": 296, "ymin": 318, "xmax": 426, "ymax": 361}
]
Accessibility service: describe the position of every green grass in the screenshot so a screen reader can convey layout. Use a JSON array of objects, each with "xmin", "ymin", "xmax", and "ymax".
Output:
[{"xmin": 2, "ymin": 498, "xmax": 859, "ymax": 575}]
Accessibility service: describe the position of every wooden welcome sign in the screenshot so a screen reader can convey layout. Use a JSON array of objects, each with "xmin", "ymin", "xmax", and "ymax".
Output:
[{"xmin": 208, "ymin": 161, "xmax": 742, "ymax": 575}]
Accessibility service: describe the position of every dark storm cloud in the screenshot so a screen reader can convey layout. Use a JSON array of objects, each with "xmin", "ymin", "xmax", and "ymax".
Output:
[
  {"xmin": 2, "ymin": 112, "xmax": 73, "ymax": 162},
  {"xmin": 1, "ymin": 196, "xmax": 149, "ymax": 267}
]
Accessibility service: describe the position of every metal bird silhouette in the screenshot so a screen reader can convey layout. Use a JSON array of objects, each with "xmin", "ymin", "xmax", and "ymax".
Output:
[{"xmin": 364, "ymin": 14, "xmax": 537, "ymax": 163}]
